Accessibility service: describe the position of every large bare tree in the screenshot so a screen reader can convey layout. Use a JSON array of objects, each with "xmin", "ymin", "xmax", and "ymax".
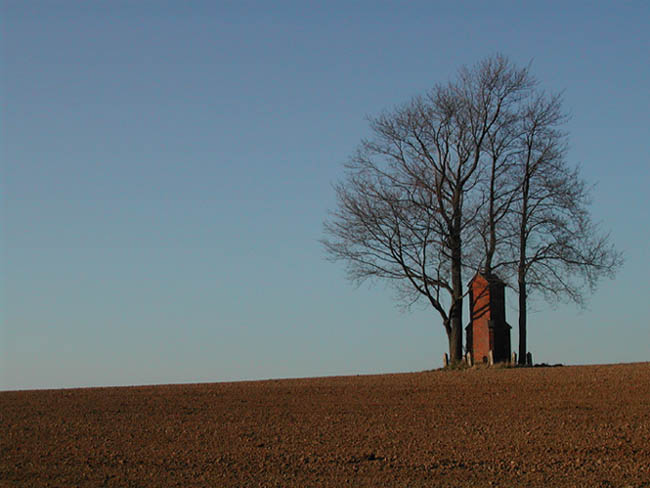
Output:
[
  {"xmin": 324, "ymin": 55, "xmax": 621, "ymax": 365},
  {"xmin": 323, "ymin": 56, "xmax": 534, "ymax": 363},
  {"xmin": 504, "ymin": 92, "xmax": 623, "ymax": 364}
]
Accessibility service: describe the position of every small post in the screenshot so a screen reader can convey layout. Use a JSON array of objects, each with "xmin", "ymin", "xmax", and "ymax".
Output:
[
  {"xmin": 466, "ymin": 352, "xmax": 473, "ymax": 367},
  {"xmin": 526, "ymin": 352, "xmax": 533, "ymax": 366},
  {"xmin": 488, "ymin": 350, "xmax": 494, "ymax": 366},
  {"xmin": 511, "ymin": 352, "xmax": 517, "ymax": 366},
  {"xmin": 443, "ymin": 353, "xmax": 449, "ymax": 367}
]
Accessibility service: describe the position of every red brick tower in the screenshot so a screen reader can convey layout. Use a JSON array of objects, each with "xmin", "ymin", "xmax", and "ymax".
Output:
[{"xmin": 466, "ymin": 273, "xmax": 511, "ymax": 364}]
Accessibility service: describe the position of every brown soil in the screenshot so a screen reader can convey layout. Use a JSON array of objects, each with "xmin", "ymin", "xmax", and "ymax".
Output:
[{"xmin": 2, "ymin": 363, "xmax": 649, "ymax": 487}]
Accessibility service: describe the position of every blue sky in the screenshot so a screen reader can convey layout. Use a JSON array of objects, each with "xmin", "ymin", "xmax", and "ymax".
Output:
[{"xmin": 2, "ymin": 1, "xmax": 648, "ymax": 389}]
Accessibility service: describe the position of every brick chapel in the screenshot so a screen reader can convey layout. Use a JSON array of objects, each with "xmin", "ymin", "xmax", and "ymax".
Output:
[{"xmin": 465, "ymin": 272, "xmax": 512, "ymax": 364}]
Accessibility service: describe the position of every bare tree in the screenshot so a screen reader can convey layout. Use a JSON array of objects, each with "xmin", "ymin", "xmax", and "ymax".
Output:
[
  {"xmin": 472, "ymin": 83, "xmax": 529, "ymax": 277},
  {"xmin": 323, "ymin": 55, "xmax": 534, "ymax": 363},
  {"xmin": 504, "ymin": 91, "xmax": 623, "ymax": 364}
]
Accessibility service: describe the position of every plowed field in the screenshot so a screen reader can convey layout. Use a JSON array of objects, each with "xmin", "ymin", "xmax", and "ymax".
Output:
[{"xmin": 2, "ymin": 363, "xmax": 649, "ymax": 487}]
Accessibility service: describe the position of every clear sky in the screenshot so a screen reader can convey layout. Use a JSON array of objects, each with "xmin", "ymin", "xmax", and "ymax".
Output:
[{"xmin": 2, "ymin": 1, "xmax": 648, "ymax": 390}]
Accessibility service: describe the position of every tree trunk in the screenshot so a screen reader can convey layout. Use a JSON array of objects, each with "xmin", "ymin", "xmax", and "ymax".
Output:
[
  {"xmin": 518, "ymin": 278, "xmax": 527, "ymax": 365},
  {"xmin": 447, "ymin": 324, "xmax": 463, "ymax": 364},
  {"xmin": 485, "ymin": 156, "xmax": 497, "ymax": 275},
  {"xmin": 449, "ymin": 216, "xmax": 464, "ymax": 363},
  {"xmin": 518, "ymin": 157, "xmax": 530, "ymax": 366}
]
